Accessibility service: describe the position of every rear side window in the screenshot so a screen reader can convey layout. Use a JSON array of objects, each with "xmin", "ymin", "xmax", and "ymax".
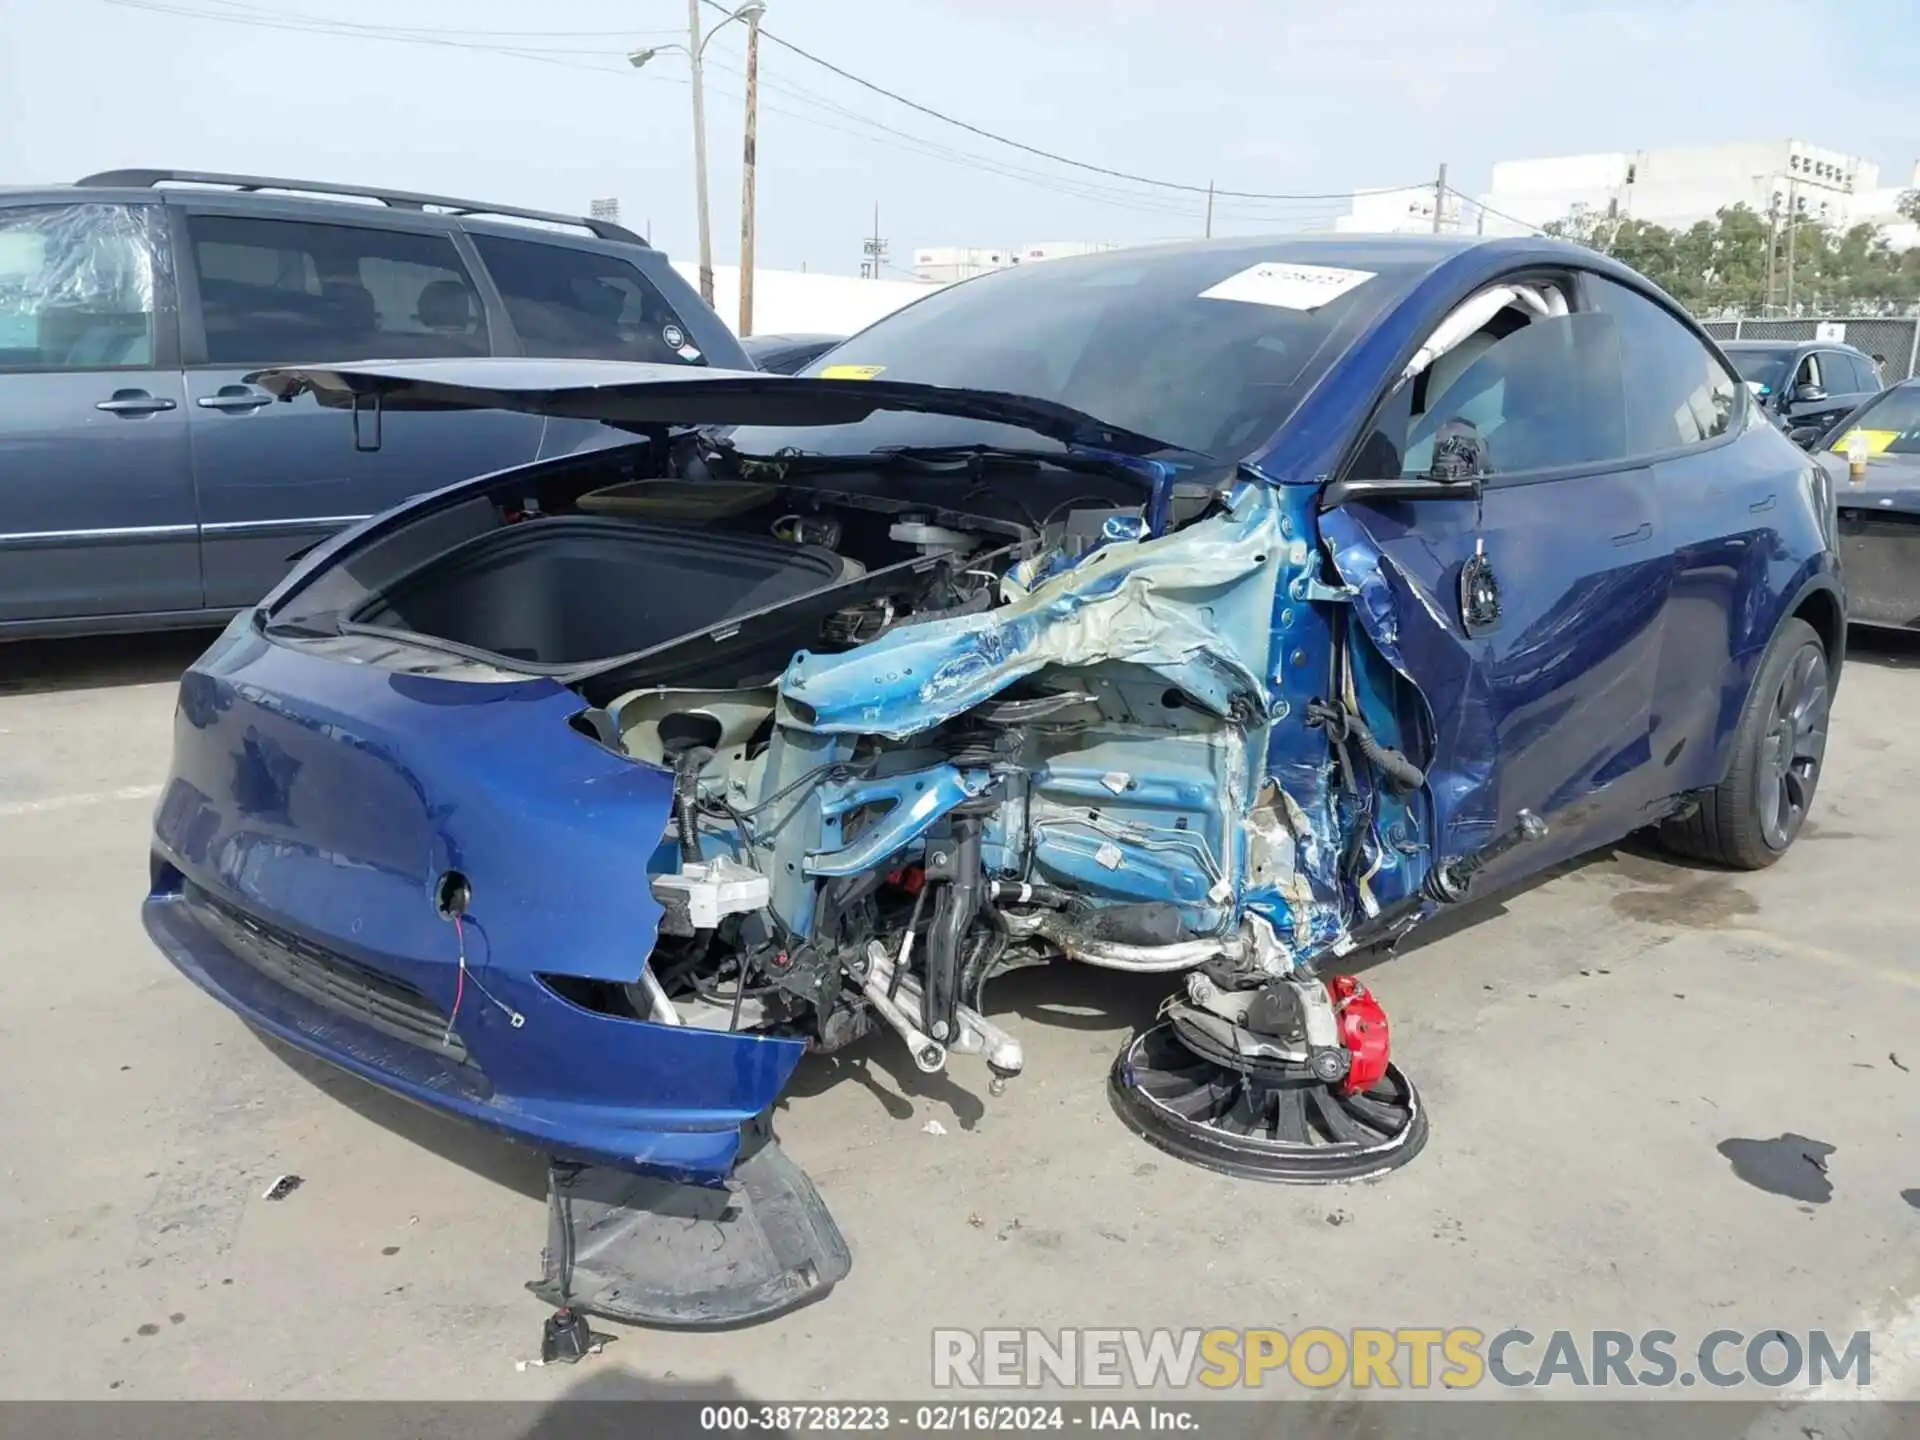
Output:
[
  {"xmin": 1586, "ymin": 276, "xmax": 1738, "ymax": 452},
  {"xmin": 1838, "ymin": 353, "xmax": 1878, "ymax": 394},
  {"xmin": 185, "ymin": 214, "xmax": 489, "ymax": 365},
  {"xmin": 0, "ymin": 203, "xmax": 159, "ymax": 370},
  {"xmin": 1353, "ymin": 310, "xmax": 1629, "ymax": 478},
  {"xmin": 469, "ymin": 234, "xmax": 705, "ymax": 365}
]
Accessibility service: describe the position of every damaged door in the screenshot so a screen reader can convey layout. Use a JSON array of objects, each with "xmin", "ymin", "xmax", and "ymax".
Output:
[{"xmin": 1319, "ymin": 306, "xmax": 1673, "ymax": 877}]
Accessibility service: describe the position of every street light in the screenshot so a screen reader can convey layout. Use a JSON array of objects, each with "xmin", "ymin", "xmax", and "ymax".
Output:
[{"xmin": 629, "ymin": 1, "xmax": 767, "ymax": 314}]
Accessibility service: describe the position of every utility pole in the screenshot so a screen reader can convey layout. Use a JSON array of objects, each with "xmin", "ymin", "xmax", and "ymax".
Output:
[
  {"xmin": 737, "ymin": 5, "xmax": 761, "ymax": 335},
  {"xmin": 1432, "ymin": 162, "xmax": 1449, "ymax": 234},
  {"xmin": 687, "ymin": 0, "xmax": 715, "ymax": 306},
  {"xmin": 1763, "ymin": 192, "xmax": 1779, "ymax": 314},
  {"xmin": 1784, "ymin": 175, "xmax": 1799, "ymax": 315},
  {"xmin": 861, "ymin": 203, "xmax": 887, "ymax": 279},
  {"xmin": 1204, "ymin": 180, "xmax": 1214, "ymax": 239}
]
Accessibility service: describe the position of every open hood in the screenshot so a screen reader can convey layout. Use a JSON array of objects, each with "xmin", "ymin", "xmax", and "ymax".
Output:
[{"xmin": 250, "ymin": 357, "xmax": 1193, "ymax": 458}]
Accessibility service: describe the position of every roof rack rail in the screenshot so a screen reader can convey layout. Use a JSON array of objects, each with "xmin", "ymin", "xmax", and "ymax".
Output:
[{"xmin": 75, "ymin": 168, "xmax": 646, "ymax": 245}]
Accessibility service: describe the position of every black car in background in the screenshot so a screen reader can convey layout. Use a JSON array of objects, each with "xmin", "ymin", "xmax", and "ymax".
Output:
[
  {"xmin": 739, "ymin": 331, "xmax": 843, "ymax": 374},
  {"xmin": 1723, "ymin": 338, "xmax": 1884, "ymax": 440},
  {"xmin": 0, "ymin": 168, "xmax": 749, "ymax": 641},
  {"xmin": 1810, "ymin": 378, "xmax": 1920, "ymax": 631}
]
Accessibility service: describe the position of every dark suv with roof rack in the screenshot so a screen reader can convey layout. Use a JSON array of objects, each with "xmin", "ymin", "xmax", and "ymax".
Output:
[{"xmin": 0, "ymin": 168, "xmax": 749, "ymax": 639}]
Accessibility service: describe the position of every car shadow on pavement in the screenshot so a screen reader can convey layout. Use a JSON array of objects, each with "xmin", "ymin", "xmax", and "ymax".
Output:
[
  {"xmin": 1846, "ymin": 625, "xmax": 1920, "ymax": 668},
  {"xmin": 782, "ymin": 961, "xmax": 1169, "ymax": 1131},
  {"xmin": 0, "ymin": 628, "xmax": 222, "ymax": 696},
  {"xmin": 251, "ymin": 1030, "xmax": 550, "ymax": 1201}
]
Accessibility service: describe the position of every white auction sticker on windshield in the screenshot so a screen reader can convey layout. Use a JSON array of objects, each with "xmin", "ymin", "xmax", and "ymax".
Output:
[{"xmin": 1199, "ymin": 262, "xmax": 1376, "ymax": 311}]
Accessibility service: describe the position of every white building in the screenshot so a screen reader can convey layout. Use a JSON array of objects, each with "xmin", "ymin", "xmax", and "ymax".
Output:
[
  {"xmin": 1333, "ymin": 185, "xmax": 1462, "ymax": 235},
  {"xmin": 1475, "ymin": 141, "xmax": 1905, "ymax": 238},
  {"xmin": 1845, "ymin": 161, "xmax": 1920, "ymax": 250},
  {"xmin": 910, "ymin": 239, "xmax": 1123, "ymax": 283},
  {"xmin": 910, "ymin": 246, "xmax": 1015, "ymax": 284}
]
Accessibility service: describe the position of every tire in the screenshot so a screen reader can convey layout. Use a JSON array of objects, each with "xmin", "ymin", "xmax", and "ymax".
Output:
[{"xmin": 1659, "ymin": 617, "xmax": 1830, "ymax": 869}]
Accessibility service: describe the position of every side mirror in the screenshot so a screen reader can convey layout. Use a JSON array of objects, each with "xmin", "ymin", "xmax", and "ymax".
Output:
[
  {"xmin": 1786, "ymin": 425, "xmax": 1824, "ymax": 450},
  {"xmin": 1792, "ymin": 382, "xmax": 1828, "ymax": 405},
  {"xmin": 1322, "ymin": 417, "xmax": 1488, "ymax": 510},
  {"xmin": 1424, "ymin": 420, "xmax": 1490, "ymax": 484}
]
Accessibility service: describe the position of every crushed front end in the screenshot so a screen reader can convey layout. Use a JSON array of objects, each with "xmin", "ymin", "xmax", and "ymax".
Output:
[
  {"xmin": 143, "ymin": 356, "xmax": 1514, "ymax": 1327},
  {"xmin": 607, "ymin": 470, "xmax": 1452, "ymax": 1186}
]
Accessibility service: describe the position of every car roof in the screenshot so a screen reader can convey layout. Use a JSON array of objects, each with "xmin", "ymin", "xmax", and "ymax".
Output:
[
  {"xmin": 39, "ymin": 168, "xmax": 648, "ymax": 246},
  {"xmin": 1043, "ymin": 231, "xmax": 1489, "ymax": 274},
  {"xmin": 1723, "ymin": 339, "xmax": 1865, "ymax": 354},
  {"xmin": 744, "ymin": 333, "xmax": 842, "ymax": 346}
]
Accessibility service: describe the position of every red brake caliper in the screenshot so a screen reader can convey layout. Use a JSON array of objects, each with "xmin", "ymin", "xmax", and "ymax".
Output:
[{"xmin": 1327, "ymin": 976, "xmax": 1390, "ymax": 1095}]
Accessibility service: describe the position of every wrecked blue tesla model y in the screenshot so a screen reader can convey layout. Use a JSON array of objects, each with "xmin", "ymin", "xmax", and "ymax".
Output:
[{"xmin": 142, "ymin": 235, "xmax": 1843, "ymax": 1325}]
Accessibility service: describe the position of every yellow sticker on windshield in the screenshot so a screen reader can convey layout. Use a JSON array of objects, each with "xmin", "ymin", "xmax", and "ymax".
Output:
[
  {"xmin": 819, "ymin": 364, "xmax": 885, "ymax": 380},
  {"xmin": 1832, "ymin": 428, "xmax": 1898, "ymax": 456}
]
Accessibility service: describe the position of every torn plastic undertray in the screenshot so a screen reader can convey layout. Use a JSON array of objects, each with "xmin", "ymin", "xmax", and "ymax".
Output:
[{"xmin": 529, "ymin": 1114, "xmax": 851, "ymax": 1328}]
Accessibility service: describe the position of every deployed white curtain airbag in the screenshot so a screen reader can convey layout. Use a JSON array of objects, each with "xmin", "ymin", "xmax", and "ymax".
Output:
[{"xmin": 1399, "ymin": 281, "xmax": 1566, "ymax": 385}]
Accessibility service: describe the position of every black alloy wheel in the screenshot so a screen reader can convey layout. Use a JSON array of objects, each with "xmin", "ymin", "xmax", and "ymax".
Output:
[
  {"xmin": 1756, "ymin": 639, "xmax": 1830, "ymax": 851},
  {"xmin": 1108, "ymin": 1021, "xmax": 1428, "ymax": 1184}
]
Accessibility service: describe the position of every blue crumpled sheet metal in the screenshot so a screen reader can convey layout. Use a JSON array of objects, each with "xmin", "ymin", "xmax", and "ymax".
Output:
[{"xmin": 777, "ymin": 483, "xmax": 1288, "ymax": 742}]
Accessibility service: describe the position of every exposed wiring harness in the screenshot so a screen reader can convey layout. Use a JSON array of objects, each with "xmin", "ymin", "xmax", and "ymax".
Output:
[{"xmin": 1305, "ymin": 698, "xmax": 1426, "ymax": 793}]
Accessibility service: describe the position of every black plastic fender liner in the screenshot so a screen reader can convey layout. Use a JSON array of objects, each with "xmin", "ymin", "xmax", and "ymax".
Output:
[{"xmin": 529, "ymin": 1116, "xmax": 851, "ymax": 1328}]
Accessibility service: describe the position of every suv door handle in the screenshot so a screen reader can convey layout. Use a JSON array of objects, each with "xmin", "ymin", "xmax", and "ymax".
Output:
[
  {"xmin": 95, "ymin": 390, "xmax": 177, "ymax": 415},
  {"xmin": 1610, "ymin": 521, "xmax": 1652, "ymax": 547},
  {"xmin": 196, "ymin": 386, "xmax": 273, "ymax": 412}
]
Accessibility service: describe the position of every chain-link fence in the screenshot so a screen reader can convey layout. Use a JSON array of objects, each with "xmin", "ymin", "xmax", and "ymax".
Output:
[{"xmin": 1696, "ymin": 315, "xmax": 1920, "ymax": 381}]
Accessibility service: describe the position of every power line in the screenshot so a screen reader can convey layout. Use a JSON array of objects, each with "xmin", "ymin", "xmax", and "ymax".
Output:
[
  {"xmin": 102, "ymin": 0, "xmax": 1404, "ymax": 227},
  {"xmin": 158, "ymin": 0, "xmax": 681, "ymax": 39},
  {"xmin": 700, "ymin": 54, "xmax": 1361, "ymax": 225},
  {"xmin": 696, "ymin": 0, "xmax": 1407, "ymax": 204},
  {"xmin": 100, "ymin": 0, "xmax": 659, "ymax": 66},
  {"xmin": 1447, "ymin": 186, "xmax": 1540, "ymax": 235}
]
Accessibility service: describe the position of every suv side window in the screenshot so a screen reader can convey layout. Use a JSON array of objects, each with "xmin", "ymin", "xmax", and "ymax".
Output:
[
  {"xmin": 184, "ymin": 213, "xmax": 489, "ymax": 365},
  {"xmin": 0, "ymin": 203, "xmax": 159, "ymax": 370},
  {"xmin": 469, "ymin": 233, "xmax": 706, "ymax": 365},
  {"xmin": 1586, "ymin": 275, "xmax": 1738, "ymax": 451},
  {"xmin": 1837, "ymin": 352, "xmax": 1875, "ymax": 394},
  {"xmin": 1353, "ymin": 309, "xmax": 1628, "ymax": 478}
]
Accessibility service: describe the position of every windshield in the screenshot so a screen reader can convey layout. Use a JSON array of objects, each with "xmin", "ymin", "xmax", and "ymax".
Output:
[
  {"xmin": 728, "ymin": 244, "xmax": 1431, "ymax": 461},
  {"xmin": 1830, "ymin": 386, "xmax": 1920, "ymax": 457},
  {"xmin": 1728, "ymin": 348, "xmax": 1793, "ymax": 394}
]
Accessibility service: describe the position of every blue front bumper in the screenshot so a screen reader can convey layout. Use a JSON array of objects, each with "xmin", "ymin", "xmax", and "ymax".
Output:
[{"xmin": 143, "ymin": 618, "xmax": 806, "ymax": 1185}]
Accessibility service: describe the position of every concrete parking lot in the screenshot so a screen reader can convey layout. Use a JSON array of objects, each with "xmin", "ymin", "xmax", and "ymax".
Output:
[{"xmin": 1, "ymin": 627, "xmax": 1916, "ymax": 1407}]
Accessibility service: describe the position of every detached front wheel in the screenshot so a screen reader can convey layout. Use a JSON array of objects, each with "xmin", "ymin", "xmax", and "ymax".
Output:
[
  {"xmin": 1108, "ymin": 1022, "xmax": 1429, "ymax": 1184},
  {"xmin": 1661, "ymin": 616, "xmax": 1830, "ymax": 869}
]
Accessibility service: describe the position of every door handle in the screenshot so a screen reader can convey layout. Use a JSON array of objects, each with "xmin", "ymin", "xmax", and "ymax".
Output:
[
  {"xmin": 1748, "ymin": 493, "xmax": 1777, "ymax": 514},
  {"xmin": 94, "ymin": 391, "xmax": 177, "ymax": 415},
  {"xmin": 196, "ymin": 386, "xmax": 273, "ymax": 412},
  {"xmin": 1610, "ymin": 521, "xmax": 1652, "ymax": 547}
]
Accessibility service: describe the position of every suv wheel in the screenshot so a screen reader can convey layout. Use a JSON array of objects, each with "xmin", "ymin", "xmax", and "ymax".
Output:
[{"xmin": 1660, "ymin": 617, "xmax": 1830, "ymax": 869}]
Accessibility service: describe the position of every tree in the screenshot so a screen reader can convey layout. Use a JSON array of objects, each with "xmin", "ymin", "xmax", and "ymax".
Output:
[
  {"xmin": 1546, "ymin": 201, "xmax": 1920, "ymax": 315},
  {"xmin": 1900, "ymin": 190, "xmax": 1920, "ymax": 224}
]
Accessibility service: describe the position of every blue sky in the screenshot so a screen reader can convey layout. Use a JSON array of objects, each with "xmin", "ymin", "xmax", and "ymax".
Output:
[{"xmin": 4, "ymin": 0, "xmax": 1916, "ymax": 273}]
